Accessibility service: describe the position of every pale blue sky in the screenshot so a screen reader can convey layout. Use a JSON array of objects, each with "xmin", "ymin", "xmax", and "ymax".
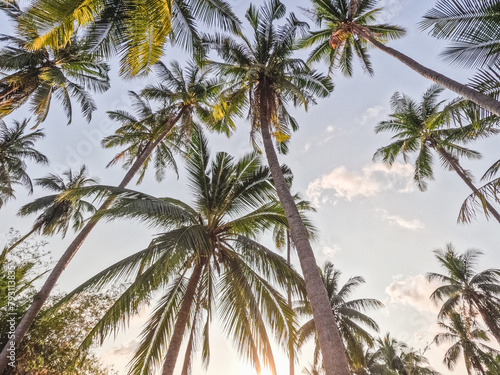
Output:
[{"xmin": 1, "ymin": 0, "xmax": 499, "ymax": 374}]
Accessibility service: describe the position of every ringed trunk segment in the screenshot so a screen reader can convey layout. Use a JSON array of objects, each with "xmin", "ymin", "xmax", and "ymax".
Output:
[
  {"xmin": 259, "ymin": 105, "xmax": 350, "ymax": 374},
  {"xmin": 356, "ymin": 28, "xmax": 500, "ymax": 118},
  {"xmin": 0, "ymin": 110, "xmax": 184, "ymax": 374},
  {"xmin": 161, "ymin": 262, "xmax": 204, "ymax": 375},
  {"xmin": 436, "ymin": 147, "xmax": 500, "ymax": 224}
]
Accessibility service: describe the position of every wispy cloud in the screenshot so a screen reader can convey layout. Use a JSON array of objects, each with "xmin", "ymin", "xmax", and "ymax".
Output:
[
  {"xmin": 105, "ymin": 339, "xmax": 139, "ymax": 356},
  {"xmin": 378, "ymin": 210, "xmax": 424, "ymax": 231},
  {"xmin": 377, "ymin": 0, "xmax": 414, "ymax": 22},
  {"xmin": 322, "ymin": 244, "xmax": 341, "ymax": 258},
  {"xmin": 386, "ymin": 274, "xmax": 440, "ymax": 314},
  {"xmin": 360, "ymin": 105, "xmax": 385, "ymax": 126},
  {"xmin": 306, "ymin": 162, "xmax": 414, "ymax": 205}
]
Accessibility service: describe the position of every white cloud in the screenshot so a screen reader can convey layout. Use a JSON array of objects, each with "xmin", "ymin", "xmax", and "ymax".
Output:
[
  {"xmin": 386, "ymin": 274, "xmax": 440, "ymax": 314},
  {"xmin": 306, "ymin": 162, "xmax": 414, "ymax": 205},
  {"xmin": 319, "ymin": 125, "xmax": 337, "ymax": 144},
  {"xmin": 377, "ymin": 209, "xmax": 424, "ymax": 231},
  {"xmin": 385, "ymin": 214, "xmax": 424, "ymax": 230},
  {"xmin": 360, "ymin": 105, "xmax": 384, "ymax": 126},
  {"xmin": 322, "ymin": 244, "xmax": 341, "ymax": 258},
  {"xmin": 105, "ymin": 339, "xmax": 139, "ymax": 356},
  {"xmin": 377, "ymin": 0, "xmax": 414, "ymax": 22}
]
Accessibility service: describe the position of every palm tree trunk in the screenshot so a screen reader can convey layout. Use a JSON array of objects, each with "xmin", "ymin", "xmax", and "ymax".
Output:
[
  {"xmin": 435, "ymin": 146, "xmax": 500, "ymax": 223},
  {"xmin": 0, "ymin": 110, "xmax": 184, "ymax": 373},
  {"xmin": 162, "ymin": 262, "xmax": 204, "ymax": 375},
  {"xmin": 357, "ymin": 29, "xmax": 500, "ymax": 117},
  {"xmin": 287, "ymin": 231, "xmax": 295, "ymax": 375},
  {"xmin": 180, "ymin": 285, "xmax": 204, "ymax": 375},
  {"xmin": 180, "ymin": 322, "xmax": 196, "ymax": 375},
  {"xmin": 4, "ymin": 225, "xmax": 40, "ymax": 254},
  {"xmin": 259, "ymin": 97, "xmax": 350, "ymax": 375}
]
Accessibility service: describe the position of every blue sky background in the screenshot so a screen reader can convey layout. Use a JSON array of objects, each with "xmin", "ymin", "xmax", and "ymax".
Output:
[{"xmin": 1, "ymin": 0, "xmax": 499, "ymax": 374}]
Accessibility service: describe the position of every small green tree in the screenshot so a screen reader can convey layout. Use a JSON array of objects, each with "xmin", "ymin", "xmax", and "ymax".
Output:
[{"xmin": 0, "ymin": 233, "xmax": 116, "ymax": 374}]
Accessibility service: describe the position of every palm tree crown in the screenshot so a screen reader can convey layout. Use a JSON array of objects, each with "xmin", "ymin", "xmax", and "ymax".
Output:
[
  {"xmin": 18, "ymin": 165, "xmax": 98, "ymax": 238},
  {"xmin": 102, "ymin": 91, "xmax": 180, "ymax": 185},
  {"xmin": 420, "ymin": 0, "xmax": 500, "ymax": 69},
  {"xmin": 0, "ymin": 119, "xmax": 48, "ymax": 208},
  {"xmin": 301, "ymin": 0, "xmax": 406, "ymax": 75},
  {"xmin": 0, "ymin": 2, "xmax": 110, "ymax": 124},
  {"xmin": 24, "ymin": 0, "xmax": 241, "ymax": 76},
  {"xmin": 435, "ymin": 311, "xmax": 499, "ymax": 375},
  {"xmin": 302, "ymin": 0, "xmax": 500, "ymax": 117},
  {"xmin": 427, "ymin": 244, "xmax": 500, "ymax": 345}
]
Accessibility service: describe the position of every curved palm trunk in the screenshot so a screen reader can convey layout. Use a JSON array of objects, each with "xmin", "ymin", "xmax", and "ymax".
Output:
[
  {"xmin": 358, "ymin": 30, "xmax": 500, "ymax": 117},
  {"xmin": 287, "ymin": 231, "xmax": 295, "ymax": 375},
  {"xmin": 259, "ymin": 101, "xmax": 350, "ymax": 375},
  {"xmin": 0, "ymin": 110, "xmax": 184, "ymax": 373},
  {"xmin": 4, "ymin": 225, "xmax": 40, "ymax": 254},
  {"xmin": 161, "ymin": 262, "xmax": 204, "ymax": 375},
  {"xmin": 435, "ymin": 146, "xmax": 500, "ymax": 224}
]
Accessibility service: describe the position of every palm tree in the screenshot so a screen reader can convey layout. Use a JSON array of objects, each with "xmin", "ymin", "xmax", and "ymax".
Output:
[
  {"xmin": 0, "ymin": 119, "xmax": 48, "ymax": 208},
  {"xmin": 0, "ymin": 62, "xmax": 238, "ymax": 372},
  {"xmin": 206, "ymin": 2, "xmax": 350, "ymax": 374},
  {"xmin": 374, "ymin": 334, "xmax": 408, "ymax": 374},
  {"xmin": 298, "ymin": 262, "xmax": 383, "ymax": 372},
  {"xmin": 56, "ymin": 128, "xmax": 304, "ymax": 375},
  {"xmin": 427, "ymin": 244, "xmax": 500, "ymax": 345},
  {"xmin": 5, "ymin": 166, "xmax": 98, "ymax": 252},
  {"xmin": 401, "ymin": 349, "xmax": 440, "ymax": 375},
  {"xmin": 420, "ymin": 0, "xmax": 500, "ymax": 69},
  {"xmin": 373, "ymin": 85, "xmax": 500, "ymax": 223},
  {"xmin": 435, "ymin": 312, "xmax": 499, "ymax": 375},
  {"xmin": 352, "ymin": 347, "xmax": 389, "ymax": 375},
  {"xmin": 0, "ymin": 2, "xmax": 110, "ymax": 125},
  {"xmin": 302, "ymin": 0, "xmax": 500, "ymax": 117},
  {"xmin": 101, "ymin": 91, "xmax": 180, "ymax": 185},
  {"xmin": 23, "ymin": 0, "xmax": 241, "ymax": 77}
]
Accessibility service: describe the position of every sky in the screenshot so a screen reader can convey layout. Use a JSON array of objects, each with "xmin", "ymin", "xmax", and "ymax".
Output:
[{"xmin": 1, "ymin": 0, "xmax": 500, "ymax": 374}]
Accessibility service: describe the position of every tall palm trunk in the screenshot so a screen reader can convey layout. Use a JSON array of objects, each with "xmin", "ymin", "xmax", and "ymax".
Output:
[
  {"xmin": 4, "ymin": 225, "xmax": 40, "ymax": 253},
  {"xmin": 357, "ymin": 29, "xmax": 500, "ymax": 117},
  {"xmin": 180, "ymin": 285, "xmax": 204, "ymax": 375},
  {"xmin": 0, "ymin": 110, "xmax": 184, "ymax": 373},
  {"xmin": 435, "ymin": 146, "xmax": 500, "ymax": 223},
  {"xmin": 286, "ymin": 231, "xmax": 295, "ymax": 375},
  {"xmin": 259, "ymin": 91, "xmax": 350, "ymax": 375},
  {"xmin": 161, "ymin": 262, "xmax": 204, "ymax": 375}
]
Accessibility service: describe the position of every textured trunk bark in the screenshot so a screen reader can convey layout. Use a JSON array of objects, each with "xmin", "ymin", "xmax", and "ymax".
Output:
[
  {"xmin": 4, "ymin": 226, "xmax": 40, "ymax": 254},
  {"xmin": 161, "ymin": 262, "xmax": 204, "ymax": 375},
  {"xmin": 259, "ymin": 96, "xmax": 350, "ymax": 375},
  {"xmin": 358, "ymin": 30, "xmax": 500, "ymax": 117},
  {"xmin": 286, "ymin": 231, "xmax": 295, "ymax": 375},
  {"xmin": 435, "ymin": 147, "xmax": 500, "ymax": 224},
  {"xmin": 180, "ymin": 286, "xmax": 203, "ymax": 375},
  {"xmin": 0, "ymin": 110, "xmax": 184, "ymax": 374}
]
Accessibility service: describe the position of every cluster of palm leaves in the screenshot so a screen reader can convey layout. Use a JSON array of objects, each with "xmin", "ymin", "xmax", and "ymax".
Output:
[
  {"xmin": 429, "ymin": 245, "xmax": 500, "ymax": 375},
  {"xmin": 0, "ymin": 0, "xmax": 499, "ymax": 374}
]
